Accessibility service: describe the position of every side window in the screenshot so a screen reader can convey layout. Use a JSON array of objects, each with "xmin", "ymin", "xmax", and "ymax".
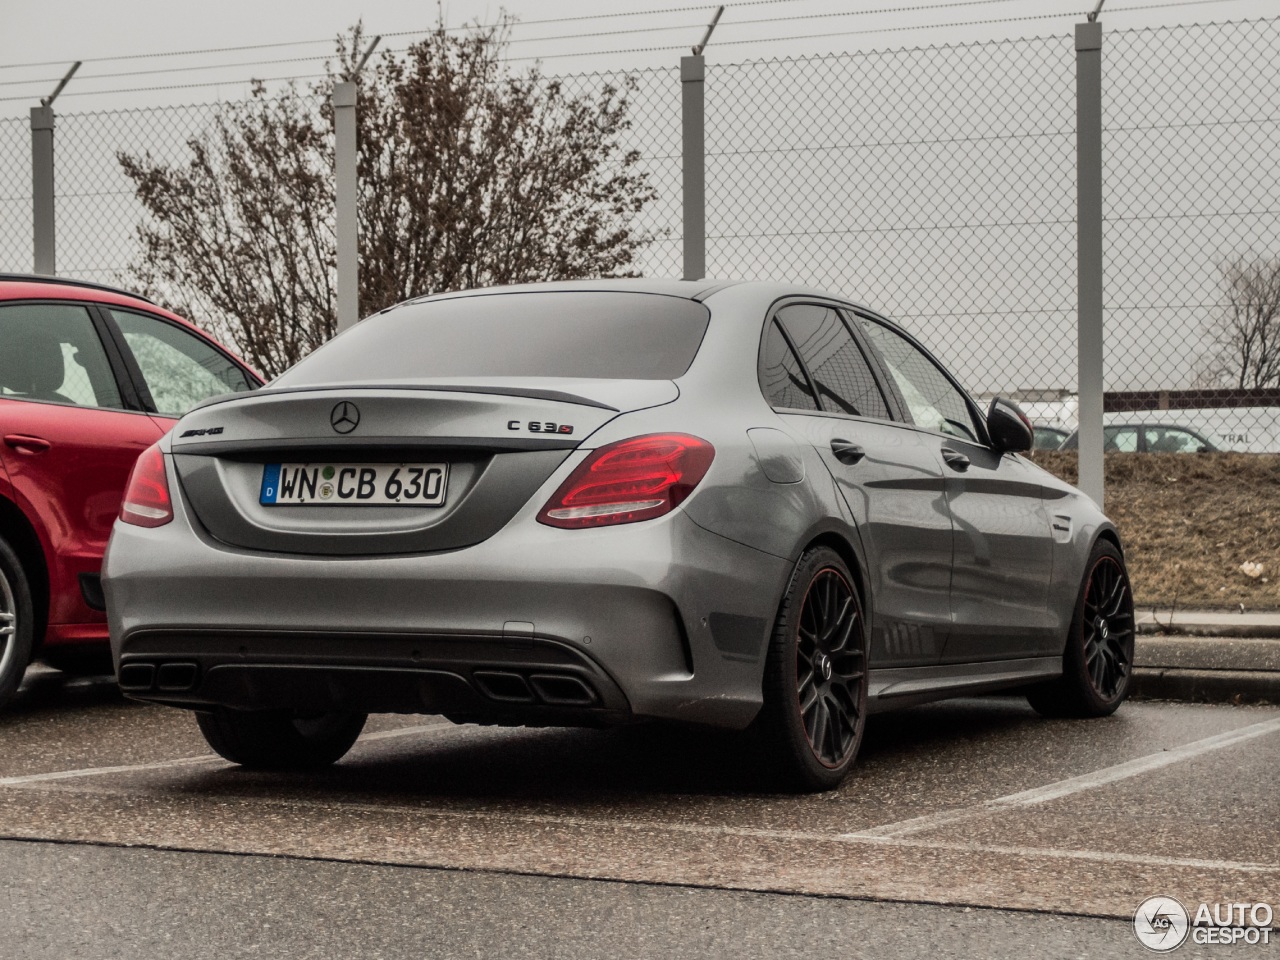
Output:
[
  {"xmin": 775, "ymin": 304, "xmax": 892, "ymax": 420},
  {"xmin": 109, "ymin": 310, "xmax": 253, "ymax": 418},
  {"xmin": 0, "ymin": 303, "xmax": 123, "ymax": 409},
  {"xmin": 1103, "ymin": 426, "xmax": 1140, "ymax": 452},
  {"xmin": 857, "ymin": 316, "xmax": 980, "ymax": 442},
  {"xmin": 1144, "ymin": 426, "xmax": 1205, "ymax": 453},
  {"xmin": 760, "ymin": 320, "xmax": 819, "ymax": 411}
]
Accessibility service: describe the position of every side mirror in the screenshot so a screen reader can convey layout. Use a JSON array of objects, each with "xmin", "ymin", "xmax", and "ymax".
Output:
[{"xmin": 987, "ymin": 397, "xmax": 1034, "ymax": 453}]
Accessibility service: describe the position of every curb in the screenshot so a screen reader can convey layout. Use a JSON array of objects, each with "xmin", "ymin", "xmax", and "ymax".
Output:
[
  {"xmin": 1132, "ymin": 667, "xmax": 1279, "ymax": 706},
  {"xmin": 1137, "ymin": 622, "xmax": 1280, "ymax": 639}
]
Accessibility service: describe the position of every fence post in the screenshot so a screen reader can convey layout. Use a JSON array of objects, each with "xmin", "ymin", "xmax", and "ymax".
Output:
[
  {"xmin": 1076, "ymin": 20, "xmax": 1105, "ymax": 509},
  {"xmin": 30, "ymin": 105, "xmax": 55, "ymax": 275},
  {"xmin": 681, "ymin": 54, "xmax": 706, "ymax": 281},
  {"xmin": 332, "ymin": 81, "xmax": 358, "ymax": 333}
]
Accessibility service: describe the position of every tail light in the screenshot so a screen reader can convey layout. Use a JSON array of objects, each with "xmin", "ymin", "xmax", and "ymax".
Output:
[
  {"xmin": 120, "ymin": 443, "xmax": 174, "ymax": 528},
  {"xmin": 537, "ymin": 433, "xmax": 714, "ymax": 529}
]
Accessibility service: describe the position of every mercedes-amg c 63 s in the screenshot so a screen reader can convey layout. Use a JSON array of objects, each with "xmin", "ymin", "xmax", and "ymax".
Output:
[{"xmin": 104, "ymin": 280, "xmax": 1134, "ymax": 791}]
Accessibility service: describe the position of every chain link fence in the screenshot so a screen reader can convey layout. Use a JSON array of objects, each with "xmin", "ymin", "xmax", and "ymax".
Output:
[
  {"xmin": 1, "ymin": 17, "xmax": 1278, "ymax": 453},
  {"xmin": 1103, "ymin": 18, "xmax": 1280, "ymax": 452},
  {"xmin": 0, "ymin": 117, "xmax": 30, "ymax": 275},
  {"xmin": 705, "ymin": 35, "xmax": 1078, "ymax": 406},
  {"xmin": 51, "ymin": 103, "xmax": 228, "ymax": 283},
  {"xmin": 554, "ymin": 66, "xmax": 683, "ymax": 279}
]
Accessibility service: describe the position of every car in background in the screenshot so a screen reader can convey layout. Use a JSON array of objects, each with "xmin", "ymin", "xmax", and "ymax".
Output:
[
  {"xmin": 1032, "ymin": 424, "xmax": 1070, "ymax": 450},
  {"xmin": 105, "ymin": 280, "xmax": 1134, "ymax": 792},
  {"xmin": 1058, "ymin": 423, "xmax": 1218, "ymax": 453},
  {"xmin": 0, "ymin": 274, "xmax": 261, "ymax": 708}
]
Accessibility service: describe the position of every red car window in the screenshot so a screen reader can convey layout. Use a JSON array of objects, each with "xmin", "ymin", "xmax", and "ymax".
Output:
[{"xmin": 0, "ymin": 303, "xmax": 124, "ymax": 410}]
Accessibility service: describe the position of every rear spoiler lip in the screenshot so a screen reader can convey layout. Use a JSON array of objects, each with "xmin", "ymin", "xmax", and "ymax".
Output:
[
  {"xmin": 187, "ymin": 383, "xmax": 621, "ymax": 415},
  {"xmin": 171, "ymin": 435, "xmax": 580, "ymax": 458}
]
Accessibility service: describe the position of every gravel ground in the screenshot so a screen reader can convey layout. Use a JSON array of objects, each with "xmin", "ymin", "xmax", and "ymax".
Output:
[{"xmin": 1029, "ymin": 451, "xmax": 1280, "ymax": 611}]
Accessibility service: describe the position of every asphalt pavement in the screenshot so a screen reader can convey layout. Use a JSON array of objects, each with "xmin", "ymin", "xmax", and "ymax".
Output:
[
  {"xmin": 1, "ymin": 839, "xmax": 1138, "ymax": 960},
  {"xmin": 0, "ymin": 669, "xmax": 1277, "ymax": 959}
]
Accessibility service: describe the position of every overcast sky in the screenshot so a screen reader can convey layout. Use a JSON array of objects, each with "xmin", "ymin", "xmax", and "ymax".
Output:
[{"xmin": 1, "ymin": 0, "xmax": 1275, "ymax": 117}]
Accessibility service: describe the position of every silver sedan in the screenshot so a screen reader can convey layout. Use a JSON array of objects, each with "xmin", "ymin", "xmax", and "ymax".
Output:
[{"xmin": 104, "ymin": 280, "xmax": 1134, "ymax": 791}]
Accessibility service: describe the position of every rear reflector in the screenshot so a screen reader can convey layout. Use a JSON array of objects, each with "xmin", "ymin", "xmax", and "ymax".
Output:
[
  {"xmin": 120, "ymin": 442, "xmax": 174, "ymax": 528},
  {"xmin": 537, "ymin": 433, "xmax": 714, "ymax": 529}
]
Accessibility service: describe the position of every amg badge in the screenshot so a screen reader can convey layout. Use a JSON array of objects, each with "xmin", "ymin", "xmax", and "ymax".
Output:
[{"xmin": 508, "ymin": 420, "xmax": 574, "ymax": 435}]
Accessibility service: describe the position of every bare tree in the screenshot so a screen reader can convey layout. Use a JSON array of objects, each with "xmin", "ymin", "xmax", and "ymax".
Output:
[
  {"xmin": 1202, "ymin": 256, "xmax": 1280, "ymax": 390},
  {"xmin": 119, "ymin": 22, "xmax": 656, "ymax": 378}
]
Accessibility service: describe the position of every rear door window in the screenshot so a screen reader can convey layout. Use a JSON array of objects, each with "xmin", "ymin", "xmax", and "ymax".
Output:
[
  {"xmin": 1103, "ymin": 426, "xmax": 1140, "ymax": 452},
  {"xmin": 0, "ymin": 303, "xmax": 123, "ymax": 409},
  {"xmin": 1144, "ymin": 426, "xmax": 1207, "ymax": 453},
  {"xmin": 775, "ymin": 304, "xmax": 892, "ymax": 420},
  {"xmin": 759, "ymin": 320, "xmax": 819, "ymax": 411},
  {"xmin": 276, "ymin": 292, "xmax": 712, "ymax": 385},
  {"xmin": 109, "ymin": 309, "xmax": 254, "ymax": 417}
]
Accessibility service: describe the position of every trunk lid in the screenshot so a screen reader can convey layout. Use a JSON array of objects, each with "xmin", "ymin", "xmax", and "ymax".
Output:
[{"xmin": 169, "ymin": 379, "xmax": 677, "ymax": 555}]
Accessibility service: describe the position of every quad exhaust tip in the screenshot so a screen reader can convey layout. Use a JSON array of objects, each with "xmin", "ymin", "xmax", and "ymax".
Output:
[
  {"xmin": 118, "ymin": 661, "xmax": 199, "ymax": 692},
  {"xmin": 473, "ymin": 670, "xmax": 597, "ymax": 707}
]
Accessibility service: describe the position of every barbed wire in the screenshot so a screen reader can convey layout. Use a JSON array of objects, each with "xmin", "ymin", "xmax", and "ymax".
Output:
[{"xmin": 0, "ymin": 0, "xmax": 1264, "ymax": 101}]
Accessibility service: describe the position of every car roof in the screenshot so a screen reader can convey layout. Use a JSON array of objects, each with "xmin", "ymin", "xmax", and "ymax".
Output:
[
  {"xmin": 0, "ymin": 272, "xmax": 158, "ymax": 304},
  {"xmin": 0, "ymin": 273, "xmax": 197, "ymax": 325},
  {"xmin": 398, "ymin": 277, "xmax": 736, "ymax": 307},
  {"xmin": 394, "ymin": 278, "xmax": 894, "ymax": 317},
  {"xmin": 0, "ymin": 273, "xmax": 264, "ymax": 382}
]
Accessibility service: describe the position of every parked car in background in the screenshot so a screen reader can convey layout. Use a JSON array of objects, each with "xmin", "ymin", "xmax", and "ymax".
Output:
[
  {"xmin": 1058, "ymin": 423, "xmax": 1217, "ymax": 453},
  {"xmin": 0, "ymin": 274, "xmax": 261, "ymax": 708},
  {"xmin": 106, "ymin": 280, "xmax": 1134, "ymax": 792},
  {"xmin": 1031, "ymin": 423, "xmax": 1070, "ymax": 450}
]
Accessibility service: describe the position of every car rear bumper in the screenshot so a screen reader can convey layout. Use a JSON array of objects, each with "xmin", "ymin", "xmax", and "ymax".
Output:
[{"xmin": 104, "ymin": 497, "xmax": 792, "ymax": 729}]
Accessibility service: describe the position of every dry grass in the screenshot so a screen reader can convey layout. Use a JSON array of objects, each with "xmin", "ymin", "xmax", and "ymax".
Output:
[{"xmin": 1028, "ymin": 451, "xmax": 1280, "ymax": 611}]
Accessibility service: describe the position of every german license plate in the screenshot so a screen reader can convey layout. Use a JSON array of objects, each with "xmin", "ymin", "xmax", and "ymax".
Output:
[{"xmin": 260, "ymin": 463, "xmax": 448, "ymax": 506}]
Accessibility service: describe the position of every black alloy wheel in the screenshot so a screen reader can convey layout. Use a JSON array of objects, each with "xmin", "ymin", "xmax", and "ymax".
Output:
[
  {"xmin": 796, "ymin": 567, "xmax": 866, "ymax": 767},
  {"xmin": 1027, "ymin": 539, "xmax": 1134, "ymax": 718},
  {"xmin": 1081, "ymin": 554, "xmax": 1134, "ymax": 699},
  {"xmin": 0, "ymin": 535, "xmax": 35, "ymax": 711},
  {"xmin": 753, "ymin": 546, "xmax": 868, "ymax": 792}
]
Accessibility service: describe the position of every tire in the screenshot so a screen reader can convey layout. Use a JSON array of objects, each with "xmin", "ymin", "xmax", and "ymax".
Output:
[
  {"xmin": 41, "ymin": 646, "xmax": 114, "ymax": 677},
  {"xmin": 1027, "ymin": 539, "xmax": 1134, "ymax": 718},
  {"xmin": 0, "ymin": 535, "xmax": 35, "ymax": 711},
  {"xmin": 750, "ymin": 546, "xmax": 868, "ymax": 792},
  {"xmin": 196, "ymin": 708, "xmax": 367, "ymax": 770}
]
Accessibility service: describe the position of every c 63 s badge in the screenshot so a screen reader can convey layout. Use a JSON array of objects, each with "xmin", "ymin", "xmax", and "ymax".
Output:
[{"xmin": 508, "ymin": 420, "xmax": 574, "ymax": 435}]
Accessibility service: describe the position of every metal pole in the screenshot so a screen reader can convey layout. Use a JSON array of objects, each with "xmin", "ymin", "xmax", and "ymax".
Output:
[
  {"xmin": 333, "ymin": 81, "xmax": 358, "ymax": 332},
  {"xmin": 681, "ymin": 54, "xmax": 705, "ymax": 282},
  {"xmin": 1076, "ymin": 20, "xmax": 1105, "ymax": 509},
  {"xmin": 30, "ymin": 106, "xmax": 55, "ymax": 275},
  {"xmin": 28, "ymin": 61, "xmax": 80, "ymax": 277}
]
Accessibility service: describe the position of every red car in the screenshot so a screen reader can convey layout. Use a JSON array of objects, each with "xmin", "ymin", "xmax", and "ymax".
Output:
[{"xmin": 0, "ymin": 274, "xmax": 262, "ymax": 706}]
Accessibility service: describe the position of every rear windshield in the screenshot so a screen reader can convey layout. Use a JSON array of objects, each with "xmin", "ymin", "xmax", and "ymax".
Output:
[{"xmin": 277, "ymin": 292, "xmax": 711, "ymax": 384}]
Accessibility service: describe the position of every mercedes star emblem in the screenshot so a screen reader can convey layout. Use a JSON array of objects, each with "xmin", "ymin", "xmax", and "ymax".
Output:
[{"xmin": 330, "ymin": 401, "xmax": 360, "ymax": 434}]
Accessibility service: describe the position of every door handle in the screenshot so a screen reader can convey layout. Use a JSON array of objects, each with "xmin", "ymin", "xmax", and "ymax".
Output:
[
  {"xmin": 942, "ymin": 449, "xmax": 970, "ymax": 472},
  {"xmin": 830, "ymin": 439, "xmax": 866, "ymax": 465},
  {"xmin": 3, "ymin": 434, "xmax": 51, "ymax": 455}
]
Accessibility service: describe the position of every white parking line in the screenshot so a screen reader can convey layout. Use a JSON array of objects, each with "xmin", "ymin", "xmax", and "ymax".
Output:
[
  {"xmin": 0, "ymin": 721, "xmax": 455, "ymax": 788},
  {"xmin": 0, "ymin": 716, "xmax": 1278, "ymax": 880},
  {"xmin": 0, "ymin": 755, "xmax": 224, "ymax": 787},
  {"xmin": 3, "ymin": 714, "xmax": 1279, "ymax": 881},
  {"xmin": 843, "ymin": 714, "xmax": 1280, "ymax": 840}
]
